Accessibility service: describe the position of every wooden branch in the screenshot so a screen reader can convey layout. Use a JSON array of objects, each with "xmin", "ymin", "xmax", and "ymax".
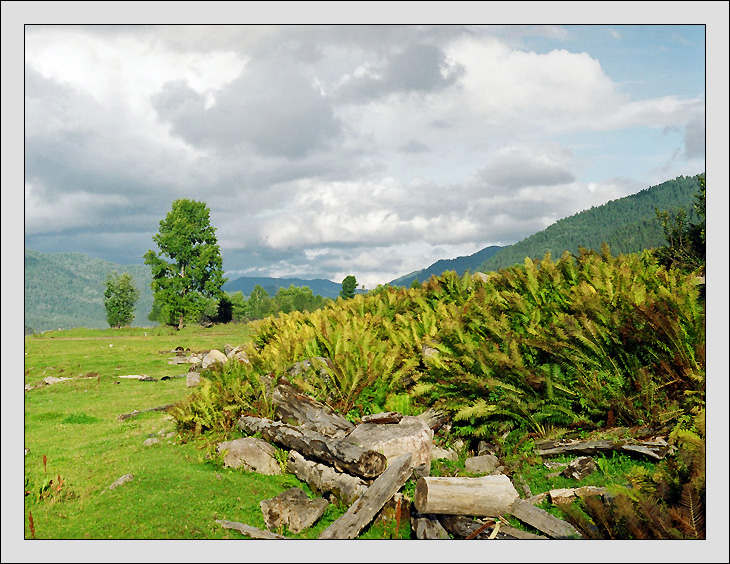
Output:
[
  {"xmin": 215, "ymin": 519, "xmax": 288, "ymax": 539},
  {"xmin": 117, "ymin": 404, "xmax": 176, "ymax": 421},
  {"xmin": 238, "ymin": 415, "xmax": 386, "ymax": 479},
  {"xmin": 536, "ymin": 438, "xmax": 672, "ymax": 460},
  {"xmin": 318, "ymin": 453, "xmax": 413, "ymax": 539},
  {"xmin": 509, "ymin": 498, "xmax": 582, "ymax": 539}
]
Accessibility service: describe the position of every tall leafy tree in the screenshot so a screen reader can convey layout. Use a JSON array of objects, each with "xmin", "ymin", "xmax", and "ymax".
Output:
[
  {"xmin": 340, "ymin": 275, "xmax": 357, "ymax": 299},
  {"xmin": 144, "ymin": 199, "xmax": 227, "ymax": 329},
  {"xmin": 103, "ymin": 272, "xmax": 140, "ymax": 328}
]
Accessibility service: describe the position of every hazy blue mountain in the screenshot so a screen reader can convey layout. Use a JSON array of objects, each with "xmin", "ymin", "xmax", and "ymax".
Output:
[
  {"xmin": 223, "ymin": 276, "xmax": 362, "ymax": 299},
  {"xmin": 388, "ymin": 245, "xmax": 504, "ymax": 287}
]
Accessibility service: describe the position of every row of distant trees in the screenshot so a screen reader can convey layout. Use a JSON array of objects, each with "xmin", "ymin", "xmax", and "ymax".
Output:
[{"xmin": 103, "ymin": 199, "xmax": 358, "ymax": 328}]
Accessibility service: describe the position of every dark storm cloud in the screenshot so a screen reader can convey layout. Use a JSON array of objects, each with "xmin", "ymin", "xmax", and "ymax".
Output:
[{"xmin": 152, "ymin": 59, "xmax": 341, "ymax": 158}]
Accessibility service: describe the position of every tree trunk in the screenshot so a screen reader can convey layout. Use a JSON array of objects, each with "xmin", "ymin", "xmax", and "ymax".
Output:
[
  {"xmin": 237, "ymin": 415, "xmax": 387, "ymax": 479},
  {"xmin": 414, "ymin": 475, "xmax": 519, "ymax": 517},
  {"xmin": 286, "ymin": 450, "xmax": 368, "ymax": 505},
  {"xmin": 411, "ymin": 512, "xmax": 451, "ymax": 539},
  {"xmin": 272, "ymin": 381, "xmax": 354, "ymax": 438},
  {"xmin": 318, "ymin": 453, "xmax": 413, "ymax": 539}
]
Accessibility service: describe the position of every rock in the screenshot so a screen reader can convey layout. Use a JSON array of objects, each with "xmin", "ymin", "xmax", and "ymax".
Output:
[
  {"xmin": 186, "ymin": 372, "xmax": 201, "ymax": 388},
  {"xmin": 477, "ymin": 441, "xmax": 498, "ymax": 456},
  {"xmin": 562, "ymin": 456, "xmax": 596, "ymax": 481},
  {"xmin": 430, "ymin": 445, "xmax": 458, "ymax": 462},
  {"xmin": 226, "ymin": 345, "xmax": 249, "ymax": 363},
  {"xmin": 202, "ymin": 349, "xmax": 228, "ymax": 369},
  {"xmin": 259, "ymin": 487, "xmax": 329, "ymax": 534},
  {"xmin": 104, "ymin": 473, "xmax": 134, "ymax": 493},
  {"xmin": 464, "ymin": 454, "xmax": 500, "ymax": 475},
  {"xmin": 217, "ymin": 437, "xmax": 282, "ymax": 475},
  {"xmin": 345, "ymin": 415, "xmax": 433, "ymax": 477},
  {"xmin": 142, "ymin": 438, "xmax": 160, "ymax": 446},
  {"xmin": 43, "ymin": 376, "xmax": 70, "ymax": 385}
]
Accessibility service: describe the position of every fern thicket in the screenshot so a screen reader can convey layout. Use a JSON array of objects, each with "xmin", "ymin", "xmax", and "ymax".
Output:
[{"xmin": 173, "ymin": 247, "xmax": 704, "ymax": 448}]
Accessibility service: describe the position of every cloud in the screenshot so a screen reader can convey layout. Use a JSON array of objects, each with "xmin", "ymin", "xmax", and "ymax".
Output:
[{"xmin": 21, "ymin": 24, "xmax": 706, "ymax": 287}]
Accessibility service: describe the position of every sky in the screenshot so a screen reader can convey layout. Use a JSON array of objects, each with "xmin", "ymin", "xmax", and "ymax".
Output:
[{"xmin": 14, "ymin": 14, "xmax": 716, "ymax": 289}]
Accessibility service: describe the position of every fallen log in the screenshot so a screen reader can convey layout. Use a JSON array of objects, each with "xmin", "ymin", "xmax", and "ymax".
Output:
[
  {"xmin": 411, "ymin": 512, "xmax": 451, "ymax": 539},
  {"xmin": 215, "ymin": 519, "xmax": 288, "ymax": 539},
  {"xmin": 536, "ymin": 438, "xmax": 672, "ymax": 460},
  {"xmin": 414, "ymin": 475, "xmax": 519, "ymax": 517},
  {"xmin": 272, "ymin": 381, "xmax": 354, "ymax": 438},
  {"xmin": 287, "ymin": 450, "xmax": 368, "ymax": 505},
  {"xmin": 238, "ymin": 415, "xmax": 386, "ymax": 479},
  {"xmin": 508, "ymin": 498, "xmax": 582, "ymax": 539},
  {"xmin": 117, "ymin": 404, "xmax": 176, "ymax": 421},
  {"xmin": 437, "ymin": 515, "xmax": 528, "ymax": 540},
  {"xmin": 318, "ymin": 453, "xmax": 413, "ymax": 539}
]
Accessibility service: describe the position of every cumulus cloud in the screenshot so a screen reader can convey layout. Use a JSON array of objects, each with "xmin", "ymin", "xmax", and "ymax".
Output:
[{"xmin": 21, "ymin": 24, "xmax": 706, "ymax": 286}]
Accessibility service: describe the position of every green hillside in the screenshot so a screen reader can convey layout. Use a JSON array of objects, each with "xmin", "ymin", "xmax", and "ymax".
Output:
[
  {"xmin": 478, "ymin": 174, "xmax": 703, "ymax": 272},
  {"xmin": 24, "ymin": 249, "xmax": 155, "ymax": 333},
  {"xmin": 388, "ymin": 245, "xmax": 503, "ymax": 287}
]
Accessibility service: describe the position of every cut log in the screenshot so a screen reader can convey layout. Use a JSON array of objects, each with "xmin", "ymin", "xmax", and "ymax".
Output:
[
  {"xmin": 116, "ymin": 404, "xmax": 176, "ymax": 421},
  {"xmin": 361, "ymin": 411, "xmax": 403, "ymax": 424},
  {"xmin": 259, "ymin": 487, "xmax": 329, "ymax": 534},
  {"xmin": 215, "ymin": 519, "xmax": 288, "ymax": 539},
  {"xmin": 411, "ymin": 512, "xmax": 451, "ymax": 539},
  {"xmin": 237, "ymin": 415, "xmax": 386, "ymax": 479},
  {"xmin": 536, "ymin": 438, "xmax": 672, "ymax": 460},
  {"xmin": 272, "ymin": 381, "xmax": 354, "ymax": 438},
  {"xmin": 287, "ymin": 450, "xmax": 368, "ymax": 505},
  {"xmin": 414, "ymin": 475, "xmax": 519, "ymax": 516},
  {"xmin": 508, "ymin": 498, "xmax": 582, "ymax": 539},
  {"xmin": 318, "ymin": 453, "xmax": 413, "ymax": 539}
]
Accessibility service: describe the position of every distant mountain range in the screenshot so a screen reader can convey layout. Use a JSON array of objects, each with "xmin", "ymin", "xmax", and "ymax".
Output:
[
  {"xmin": 24, "ymin": 173, "xmax": 702, "ymax": 332},
  {"xmin": 222, "ymin": 276, "xmax": 362, "ymax": 299},
  {"xmin": 387, "ymin": 245, "xmax": 504, "ymax": 287}
]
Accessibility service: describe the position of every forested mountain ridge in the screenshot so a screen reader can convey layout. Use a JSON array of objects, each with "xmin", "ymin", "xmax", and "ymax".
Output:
[
  {"xmin": 24, "ymin": 249, "xmax": 155, "ymax": 333},
  {"xmin": 388, "ymin": 245, "xmax": 503, "ymax": 288},
  {"xmin": 477, "ymin": 174, "xmax": 703, "ymax": 273}
]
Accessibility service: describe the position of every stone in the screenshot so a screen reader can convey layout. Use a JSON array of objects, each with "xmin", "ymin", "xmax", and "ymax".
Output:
[
  {"xmin": 226, "ymin": 345, "xmax": 249, "ymax": 363},
  {"xmin": 260, "ymin": 487, "xmax": 329, "ymax": 534},
  {"xmin": 142, "ymin": 438, "xmax": 160, "ymax": 446},
  {"xmin": 43, "ymin": 376, "xmax": 70, "ymax": 385},
  {"xmin": 104, "ymin": 473, "xmax": 134, "ymax": 492},
  {"xmin": 202, "ymin": 349, "xmax": 228, "ymax": 369},
  {"xmin": 361, "ymin": 412, "xmax": 403, "ymax": 424},
  {"xmin": 186, "ymin": 372, "xmax": 201, "ymax": 387},
  {"xmin": 217, "ymin": 437, "xmax": 282, "ymax": 475},
  {"xmin": 562, "ymin": 456, "xmax": 597, "ymax": 481},
  {"xmin": 430, "ymin": 445, "xmax": 458, "ymax": 462},
  {"xmin": 345, "ymin": 415, "xmax": 433, "ymax": 476},
  {"xmin": 465, "ymin": 454, "xmax": 500, "ymax": 475}
]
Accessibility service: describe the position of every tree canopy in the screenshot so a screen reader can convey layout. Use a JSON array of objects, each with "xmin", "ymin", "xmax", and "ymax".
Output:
[
  {"xmin": 144, "ymin": 199, "xmax": 226, "ymax": 329},
  {"xmin": 340, "ymin": 275, "xmax": 357, "ymax": 299},
  {"xmin": 103, "ymin": 272, "xmax": 140, "ymax": 328}
]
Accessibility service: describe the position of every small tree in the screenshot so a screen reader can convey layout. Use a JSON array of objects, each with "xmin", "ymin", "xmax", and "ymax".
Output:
[
  {"xmin": 104, "ymin": 272, "xmax": 140, "ymax": 328},
  {"xmin": 340, "ymin": 275, "xmax": 357, "ymax": 299},
  {"xmin": 144, "ymin": 199, "xmax": 227, "ymax": 329}
]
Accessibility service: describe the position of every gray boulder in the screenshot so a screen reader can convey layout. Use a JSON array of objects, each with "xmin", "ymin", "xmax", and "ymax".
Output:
[
  {"xmin": 217, "ymin": 437, "xmax": 282, "ymax": 475},
  {"xmin": 260, "ymin": 487, "xmax": 329, "ymax": 534},
  {"xmin": 464, "ymin": 454, "xmax": 500, "ymax": 475},
  {"xmin": 202, "ymin": 349, "xmax": 228, "ymax": 369}
]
